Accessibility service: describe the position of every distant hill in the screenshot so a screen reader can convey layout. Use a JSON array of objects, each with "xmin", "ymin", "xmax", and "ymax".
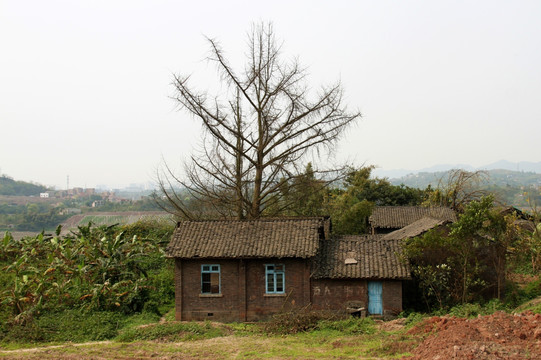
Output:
[
  {"xmin": 479, "ymin": 160, "xmax": 541, "ymax": 173},
  {"xmin": 0, "ymin": 175, "xmax": 47, "ymax": 196},
  {"xmin": 373, "ymin": 160, "xmax": 541, "ymax": 180},
  {"xmin": 389, "ymin": 169, "xmax": 541, "ymax": 189},
  {"xmin": 61, "ymin": 211, "xmax": 175, "ymax": 230}
]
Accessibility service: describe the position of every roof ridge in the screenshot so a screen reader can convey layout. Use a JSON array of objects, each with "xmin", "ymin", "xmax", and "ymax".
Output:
[{"xmin": 177, "ymin": 216, "xmax": 327, "ymax": 223}]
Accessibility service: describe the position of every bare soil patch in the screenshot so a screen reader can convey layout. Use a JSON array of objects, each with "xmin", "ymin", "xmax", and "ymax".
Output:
[{"xmin": 405, "ymin": 311, "xmax": 541, "ymax": 359}]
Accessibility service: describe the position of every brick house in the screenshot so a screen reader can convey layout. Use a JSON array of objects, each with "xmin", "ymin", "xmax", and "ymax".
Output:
[
  {"xmin": 312, "ymin": 235, "xmax": 410, "ymax": 317},
  {"xmin": 165, "ymin": 218, "xmax": 411, "ymax": 322}
]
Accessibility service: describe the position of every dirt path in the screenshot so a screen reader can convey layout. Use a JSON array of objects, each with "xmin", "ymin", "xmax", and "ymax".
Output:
[{"xmin": 0, "ymin": 341, "xmax": 112, "ymax": 355}]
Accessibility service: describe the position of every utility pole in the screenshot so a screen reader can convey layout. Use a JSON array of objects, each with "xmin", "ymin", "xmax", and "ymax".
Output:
[{"xmin": 67, "ymin": 175, "xmax": 69, "ymax": 190}]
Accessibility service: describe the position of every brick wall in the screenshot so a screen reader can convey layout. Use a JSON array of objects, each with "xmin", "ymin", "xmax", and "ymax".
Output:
[
  {"xmin": 174, "ymin": 257, "xmax": 403, "ymax": 322},
  {"xmin": 312, "ymin": 279, "xmax": 403, "ymax": 316},
  {"xmin": 175, "ymin": 259, "xmax": 242, "ymax": 322},
  {"xmin": 245, "ymin": 258, "xmax": 311, "ymax": 321},
  {"xmin": 382, "ymin": 280, "xmax": 403, "ymax": 316},
  {"xmin": 311, "ymin": 279, "xmax": 368, "ymax": 312},
  {"xmin": 174, "ymin": 258, "xmax": 311, "ymax": 322}
]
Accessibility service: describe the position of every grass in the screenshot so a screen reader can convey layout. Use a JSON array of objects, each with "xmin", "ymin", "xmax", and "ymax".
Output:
[
  {"xmin": 0, "ymin": 334, "xmax": 414, "ymax": 359},
  {"xmin": 0, "ymin": 316, "xmax": 415, "ymax": 359},
  {"xmin": 3, "ymin": 298, "xmax": 539, "ymax": 359},
  {"xmin": 115, "ymin": 320, "xmax": 227, "ymax": 342},
  {"xmin": 10, "ymin": 296, "xmax": 541, "ymax": 359}
]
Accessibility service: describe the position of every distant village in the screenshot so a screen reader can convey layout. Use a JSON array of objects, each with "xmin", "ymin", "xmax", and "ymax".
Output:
[{"xmin": 40, "ymin": 187, "xmax": 124, "ymax": 207}]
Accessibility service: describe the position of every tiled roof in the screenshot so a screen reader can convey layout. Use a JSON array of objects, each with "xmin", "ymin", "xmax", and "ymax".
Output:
[
  {"xmin": 382, "ymin": 217, "xmax": 448, "ymax": 241},
  {"xmin": 369, "ymin": 206, "xmax": 456, "ymax": 229},
  {"xmin": 313, "ymin": 236, "xmax": 411, "ymax": 280},
  {"xmin": 166, "ymin": 218, "xmax": 324, "ymax": 259}
]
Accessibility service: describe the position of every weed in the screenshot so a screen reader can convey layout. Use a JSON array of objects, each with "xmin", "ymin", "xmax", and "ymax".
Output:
[
  {"xmin": 115, "ymin": 321, "xmax": 225, "ymax": 342},
  {"xmin": 402, "ymin": 312, "xmax": 426, "ymax": 328},
  {"xmin": 446, "ymin": 299, "xmax": 509, "ymax": 318},
  {"xmin": 316, "ymin": 317, "xmax": 376, "ymax": 335},
  {"xmin": 263, "ymin": 308, "xmax": 345, "ymax": 334}
]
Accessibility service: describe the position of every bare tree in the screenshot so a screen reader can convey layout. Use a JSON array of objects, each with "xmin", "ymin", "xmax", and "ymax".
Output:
[
  {"xmin": 428, "ymin": 169, "xmax": 489, "ymax": 212},
  {"xmin": 159, "ymin": 22, "xmax": 361, "ymax": 219}
]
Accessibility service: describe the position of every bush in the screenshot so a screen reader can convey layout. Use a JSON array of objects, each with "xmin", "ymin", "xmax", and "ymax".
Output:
[
  {"xmin": 316, "ymin": 317, "xmax": 375, "ymax": 335},
  {"xmin": 0, "ymin": 310, "xmax": 125, "ymax": 344},
  {"xmin": 263, "ymin": 308, "xmax": 345, "ymax": 335},
  {"xmin": 116, "ymin": 321, "xmax": 225, "ymax": 342},
  {"xmin": 401, "ymin": 311, "xmax": 426, "ymax": 328},
  {"xmin": 120, "ymin": 312, "xmax": 160, "ymax": 329},
  {"xmin": 447, "ymin": 299, "xmax": 508, "ymax": 318},
  {"xmin": 524, "ymin": 278, "xmax": 541, "ymax": 299},
  {"xmin": 504, "ymin": 279, "xmax": 541, "ymax": 308},
  {"xmin": 0, "ymin": 321, "xmax": 45, "ymax": 343},
  {"xmin": 36, "ymin": 310, "xmax": 124, "ymax": 342}
]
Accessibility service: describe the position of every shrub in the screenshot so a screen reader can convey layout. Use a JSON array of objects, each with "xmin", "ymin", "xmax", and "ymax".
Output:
[
  {"xmin": 36, "ymin": 310, "xmax": 124, "ymax": 342},
  {"xmin": 316, "ymin": 317, "xmax": 376, "ymax": 335},
  {"xmin": 524, "ymin": 278, "xmax": 541, "ymax": 299},
  {"xmin": 0, "ymin": 310, "xmax": 125, "ymax": 343},
  {"xmin": 263, "ymin": 308, "xmax": 345, "ymax": 335},
  {"xmin": 116, "ymin": 321, "xmax": 225, "ymax": 342},
  {"xmin": 402, "ymin": 312, "xmax": 426, "ymax": 328},
  {"xmin": 447, "ymin": 299, "xmax": 508, "ymax": 318},
  {"xmin": 120, "ymin": 312, "xmax": 160, "ymax": 328}
]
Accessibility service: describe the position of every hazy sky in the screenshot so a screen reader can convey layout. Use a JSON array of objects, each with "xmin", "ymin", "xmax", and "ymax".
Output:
[{"xmin": 1, "ymin": 0, "xmax": 540, "ymax": 189}]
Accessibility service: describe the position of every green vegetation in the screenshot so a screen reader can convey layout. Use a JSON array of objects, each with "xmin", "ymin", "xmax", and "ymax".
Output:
[
  {"xmin": 0, "ymin": 170, "xmax": 540, "ymax": 359},
  {"xmin": 0, "ymin": 176, "xmax": 47, "ymax": 196},
  {"xmin": 0, "ymin": 202, "xmax": 69, "ymax": 232},
  {"xmin": 116, "ymin": 320, "xmax": 226, "ymax": 342},
  {"xmin": 391, "ymin": 169, "xmax": 541, "ymax": 210},
  {"xmin": 403, "ymin": 196, "xmax": 521, "ymax": 309},
  {"xmin": 0, "ymin": 220, "xmax": 175, "ymax": 344},
  {"xmin": 0, "ymin": 173, "xmax": 164, "ymax": 232},
  {"xmin": 277, "ymin": 165, "xmax": 429, "ymax": 234}
]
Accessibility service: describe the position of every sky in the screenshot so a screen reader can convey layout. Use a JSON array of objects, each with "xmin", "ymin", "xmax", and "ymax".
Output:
[{"xmin": 1, "ymin": 0, "xmax": 540, "ymax": 189}]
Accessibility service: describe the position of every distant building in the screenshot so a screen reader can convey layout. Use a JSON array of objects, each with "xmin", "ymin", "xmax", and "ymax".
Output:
[
  {"xmin": 60, "ymin": 208, "xmax": 82, "ymax": 216},
  {"xmin": 40, "ymin": 192, "xmax": 49, "ymax": 198}
]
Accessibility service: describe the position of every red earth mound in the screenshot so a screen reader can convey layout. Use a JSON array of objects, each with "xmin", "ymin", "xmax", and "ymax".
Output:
[{"xmin": 405, "ymin": 311, "xmax": 541, "ymax": 359}]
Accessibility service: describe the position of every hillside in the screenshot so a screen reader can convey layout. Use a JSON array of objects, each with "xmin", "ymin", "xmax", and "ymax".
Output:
[
  {"xmin": 389, "ymin": 169, "xmax": 541, "ymax": 189},
  {"xmin": 61, "ymin": 211, "xmax": 175, "ymax": 230},
  {"xmin": 0, "ymin": 175, "xmax": 47, "ymax": 196}
]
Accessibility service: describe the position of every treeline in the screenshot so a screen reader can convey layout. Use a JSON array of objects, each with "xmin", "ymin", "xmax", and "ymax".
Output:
[
  {"xmin": 390, "ymin": 169, "xmax": 541, "ymax": 210},
  {"xmin": 0, "ymin": 175, "xmax": 47, "ymax": 196},
  {"xmin": 0, "ymin": 194, "xmax": 162, "ymax": 232}
]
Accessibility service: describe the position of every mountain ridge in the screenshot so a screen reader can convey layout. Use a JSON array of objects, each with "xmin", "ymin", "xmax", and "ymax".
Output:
[{"xmin": 372, "ymin": 160, "xmax": 541, "ymax": 180}]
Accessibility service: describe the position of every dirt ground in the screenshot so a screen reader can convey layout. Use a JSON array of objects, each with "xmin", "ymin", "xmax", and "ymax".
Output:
[
  {"xmin": 405, "ymin": 311, "xmax": 541, "ymax": 359},
  {"xmin": 1, "ymin": 312, "xmax": 541, "ymax": 359}
]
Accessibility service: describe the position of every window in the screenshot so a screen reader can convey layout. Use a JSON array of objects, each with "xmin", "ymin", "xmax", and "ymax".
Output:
[
  {"xmin": 201, "ymin": 264, "xmax": 220, "ymax": 294},
  {"xmin": 265, "ymin": 264, "xmax": 285, "ymax": 293}
]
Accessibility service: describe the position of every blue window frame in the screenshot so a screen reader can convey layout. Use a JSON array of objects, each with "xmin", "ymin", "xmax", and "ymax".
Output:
[
  {"xmin": 201, "ymin": 264, "xmax": 220, "ymax": 294},
  {"xmin": 265, "ymin": 264, "xmax": 285, "ymax": 293}
]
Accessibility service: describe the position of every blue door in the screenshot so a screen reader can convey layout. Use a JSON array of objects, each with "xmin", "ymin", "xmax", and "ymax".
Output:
[{"xmin": 368, "ymin": 281, "xmax": 383, "ymax": 315}]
